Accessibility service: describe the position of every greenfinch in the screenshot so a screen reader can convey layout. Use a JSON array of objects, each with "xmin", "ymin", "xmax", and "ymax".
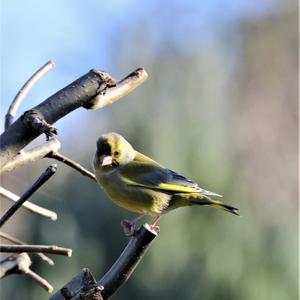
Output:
[{"xmin": 94, "ymin": 132, "xmax": 239, "ymax": 233}]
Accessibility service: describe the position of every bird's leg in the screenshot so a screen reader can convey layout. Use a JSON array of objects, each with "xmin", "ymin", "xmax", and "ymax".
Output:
[
  {"xmin": 121, "ymin": 215, "xmax": 145, "ymax": 236},
  {"xmin": 149, "ymin": 215, "xmax": 161, "ymax": 233}
]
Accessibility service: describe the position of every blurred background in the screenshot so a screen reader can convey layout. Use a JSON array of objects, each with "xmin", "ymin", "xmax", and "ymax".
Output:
[{"xmin": 0, "ymin": 0, "xmax": 298, "ymax": 299}]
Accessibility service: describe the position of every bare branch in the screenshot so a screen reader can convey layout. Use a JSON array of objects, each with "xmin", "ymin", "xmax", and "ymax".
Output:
[
  {"xmin": 0, "ymin": 252, "xmax": 31, "ymax": 278},
  {"xmin": 99, "ymin": 224, "xmax": 157, "ymax": 298},
  {"xmin": 0, "ymin": 67, "xmax": 148, "ymax": 168},
  {"xmin": 24, "ymin": 268, "xmax": 54, "ymax": 293},
  {"xmin": 0, "ymin": 244, "xmax": 72, "ymax": 257},
  {"xmin": 50, "ymin": 269, "xmax": 104, "ymax": 300},
  {"xmin": 50, "ymin": 224, "xmax": 157, "ymax": 300},
  {"xmin": 0, "ymin": 253, "xmax": 53, "ymax": 292},
  {"xmin": 0, "ymin": 165, "xmax": 57, "ymax": 227},
  {"xmin": 47, "ymin": 151, "xmax": 96, "ymax": 181},
  {"xmin": 0, "ymin": 186, "xmax": 57, "ymax": 220},
  {"xmin": 84, "ymin": 67, "xmax": 148, "ymax": 109},
  {"xmin": 5, "ymin": 60, "xmax": 55, "ymax": 129},
  {"xmin": 0, "ymin": 231, "xmax": 54, "ymax": 266},
  {"xmin": 0, "ymin": 139, "xmax": 61, "ymax": 174}
]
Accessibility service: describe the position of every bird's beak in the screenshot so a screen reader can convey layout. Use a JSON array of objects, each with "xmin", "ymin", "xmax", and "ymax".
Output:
[{"xmin": 100, "ymin": 155, "xmax": 113, "ymax": 167}]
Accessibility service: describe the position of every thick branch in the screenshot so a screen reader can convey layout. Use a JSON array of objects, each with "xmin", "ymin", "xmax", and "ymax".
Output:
[
  {"xmin": 0, "ymin": 244, "xmax": 72, "ymax": 257},
  {"xmin": 0, "ymin": 232, "xmax": 54, "ymax": 266},
  {"xmin": 0, "ymin": 68, "xmax": 148, "ymax": 168},
  {"xmin": 0, "ymin": 253, "xmax": 53, "ymax": 292},
  {"xmin": 22, "ymin": 109, "xmax": 58, "ymax": 140},
  {"xmin": 99, "ymin": 224, "xmax": 157, "ymax": 298},
  {"xmin": 47, "ymin": 151, "xmax": 96, "ymax": 181},
  {"xmin": 0, "ymin": 186, "xmax": 57, "ymax": 220},
  {"xmin": 5, "ymin": 61, "xmax": 55, "ymax": 129},
  {"xmin": 0, "ymin": 165, "xmax": 57, "ymax": 227},
  {"xmin": 84, "ymin": 67, "xmax": 148, "ymax": 109},
  {"xmin": 50, "ymin": 224, "xmax": 157, "ymax": 300},
  {"xmin": 0, "ymin": 139, "xmax": 61, "ymax": 174}
]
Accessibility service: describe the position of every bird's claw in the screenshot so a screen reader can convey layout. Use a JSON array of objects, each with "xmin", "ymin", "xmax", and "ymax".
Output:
[
  {"xmin": 121, "ymin": 219, "xmax": 136, "ymax": 236},
  {"xmin": 149, "ymin": 225, "xmax": 160, "ymax": 234}
]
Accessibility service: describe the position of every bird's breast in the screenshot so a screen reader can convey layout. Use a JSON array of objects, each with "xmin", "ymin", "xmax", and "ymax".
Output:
[{"xmin": 95, "ymin": 169, "xmax": 170, "ymax": 215}]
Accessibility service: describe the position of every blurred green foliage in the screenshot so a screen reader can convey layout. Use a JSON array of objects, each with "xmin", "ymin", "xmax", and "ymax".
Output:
[{"xmin": 1, "ymin": 1, "xmax": 298, "ymax": 299}]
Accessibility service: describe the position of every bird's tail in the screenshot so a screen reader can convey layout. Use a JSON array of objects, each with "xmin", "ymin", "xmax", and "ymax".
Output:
[
  {"xmin": 209, "ymin": 200, "xmax": 240, "ymax": 216},
  {"xmin": 175, "ymin": 193, "xmax": 240, "ymax": 216}
]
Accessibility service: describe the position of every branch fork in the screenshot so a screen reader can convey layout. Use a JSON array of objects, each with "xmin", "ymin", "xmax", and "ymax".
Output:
[
  {"xmin": 1, "ymin": 61, "xmax": 150, "ymax": 297},
  {"xmin": 0, "ymin": 66, "xmax": 147, "ymax": 168},
  {"xmin": 22, "ymin": 109, "xmax": 58, "ymax": 140},
  {"xmin": 50, "ymin": 224, "xmax": 157, "ymax": 300}
]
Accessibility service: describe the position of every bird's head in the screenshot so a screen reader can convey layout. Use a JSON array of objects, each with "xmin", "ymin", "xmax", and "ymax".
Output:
[{"xmin": 94, "ymin": 132, "xmax": 135, "ymax": 170}]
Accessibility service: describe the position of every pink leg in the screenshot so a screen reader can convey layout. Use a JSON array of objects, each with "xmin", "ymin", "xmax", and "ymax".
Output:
[
  {"xmin": 150, "ymin": 215, "xmax": 161, "ymax": 226},
  {"xmin": 149, "ymin": 215, "xmax": 161, "ymax": 233}
]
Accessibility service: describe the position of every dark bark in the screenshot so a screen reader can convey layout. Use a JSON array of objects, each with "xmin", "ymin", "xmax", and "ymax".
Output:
[
  {"xmin": 0, "ymin": 70, "xmax": 104, "ymax": 167},
  {"xmin": 0, "ymin": 165, "xmax": 57, "ymax": 227},
  {"xmin": 50, "ymin": 225, "xmax": 157, "ymax": 300},
  {"xmin": 0, "ymin": 68, "xmax": 147, "ymax": 168}
]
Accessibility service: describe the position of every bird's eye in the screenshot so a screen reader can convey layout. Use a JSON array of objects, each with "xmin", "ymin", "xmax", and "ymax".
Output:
[{"xmin": 114, "ymin": 151, "xmax": 120, "ymax": 157}]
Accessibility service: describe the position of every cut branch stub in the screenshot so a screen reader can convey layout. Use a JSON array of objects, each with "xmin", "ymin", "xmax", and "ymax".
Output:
[
  {"xmin": 84, "ymin": 68, "xmax": 147, "ymax": 109},
  {"xmin": 49, "ymin": 268, "xmax": 104, "ymax": 300},
  {"xmin": 22, "ymin": 109, "xmax": 58, "ymax": 140},
  {"xmin": 0, "ymin": 67, "xmax": 148, "ymax": 168}
]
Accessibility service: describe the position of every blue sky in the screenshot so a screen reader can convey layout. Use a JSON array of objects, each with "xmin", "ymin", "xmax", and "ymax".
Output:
[{"xmin": 1, "ymin": 0, "xmax": 277, "ymax": 132}]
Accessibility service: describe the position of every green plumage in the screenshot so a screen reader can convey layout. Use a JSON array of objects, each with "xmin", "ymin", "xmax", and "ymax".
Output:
[{"xmin": 94, "ymin": 132, "xmax": 239, "ymax": 217}]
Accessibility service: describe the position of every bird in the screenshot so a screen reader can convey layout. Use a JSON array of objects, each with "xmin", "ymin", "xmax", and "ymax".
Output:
[{"xmin": 93, "ymin": 132, "xmax": 239, "ymax": 235}]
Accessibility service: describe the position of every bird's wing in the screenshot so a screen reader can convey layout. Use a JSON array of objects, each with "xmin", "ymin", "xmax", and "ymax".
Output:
[{"xmin": 119, "ymin": 158, "xmax": 222, "ymax": 197}]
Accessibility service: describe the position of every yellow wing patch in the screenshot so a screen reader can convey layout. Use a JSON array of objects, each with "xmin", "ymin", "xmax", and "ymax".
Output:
[
  {"xmin": 156, "ymin": 183, "xmax": 200, "ymax": 193},
  {"xmin": 123, "ymin": 177, "xmax": 199, "ymax": 193}
]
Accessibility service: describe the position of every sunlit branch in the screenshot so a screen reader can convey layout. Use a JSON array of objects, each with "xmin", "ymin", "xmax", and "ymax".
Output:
[
  {"xmin": 5, "ymin": 60, "xmax": 55, "ymax": 129},
  {"xmin": 0, "ymin": 139, "xmax": 61, "ymax": 174},
  {"xmin": 0, "ymin": 67, "xmax": 148, "ymax": 168},
  {"xmin": 0, "ymin": 186, "xmax": 57, "ymax": 221}
]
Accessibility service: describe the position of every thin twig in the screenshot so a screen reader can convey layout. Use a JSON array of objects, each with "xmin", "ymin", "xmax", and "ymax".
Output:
[
  {"xmin": 5, "ymin": 60, "xmax": 55, "ymax": 129},
  {"xmin": 0, "ymin": 244, "xmax": 72, "ymax": 257},
  {"xmin": 0, "ymin": 67, "xmax": 148, "ymax": 168},
  {"xmin": 0, "ymin": 139, "xmax": 61, "ymax": 174},
  {"xmin": 0, "ymin": 231, "xmax": 54, "ymax": 266},
  {"xmin": 47, "ymin": 151, "xmax": 96, "ymax": 181},
  {"xmin": 0, "ymin": 253, "xmax": 53, "ymax": 292},
  {"xmin": 0, "ymin": 186, "xmax": 57, "ymax": 220},
  {"xmin": 24, "ymin": 268, "xmax": 53, "ymax": 293},
  {"xmin": 0, "ymin": 165, "xmax": 57, "ymax": 227}
]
